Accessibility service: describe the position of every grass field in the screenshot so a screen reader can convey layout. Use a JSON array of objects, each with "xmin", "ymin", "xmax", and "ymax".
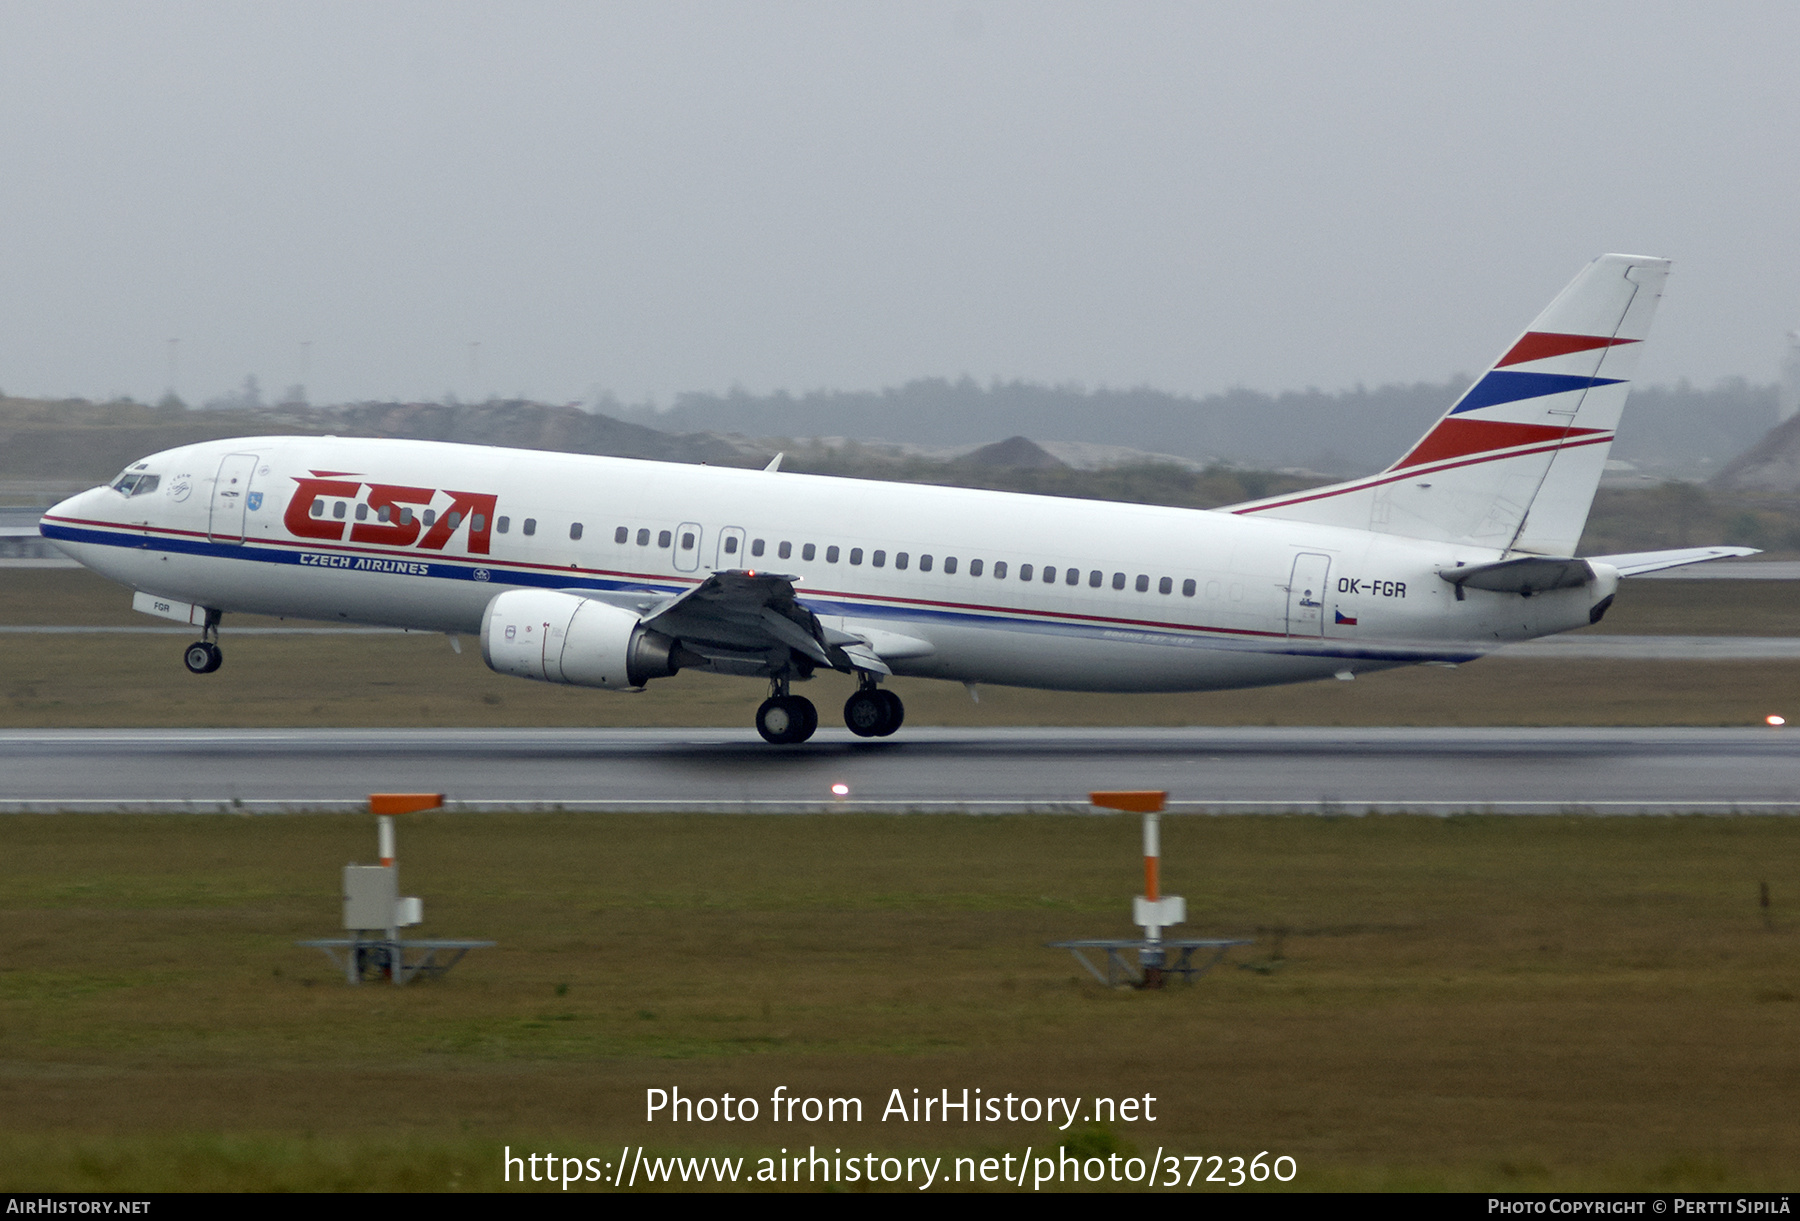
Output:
[
  {"xmin": 2, "ymin": 812, "xmax": 1798, "ymax": 1192},
  {"xmin": 1, "ymin": 569, "xmax": 1796, "ymax": 728},
  {"xmin": 4, "ymin": 568, "xmax": 1798, "ymax": 1192}
]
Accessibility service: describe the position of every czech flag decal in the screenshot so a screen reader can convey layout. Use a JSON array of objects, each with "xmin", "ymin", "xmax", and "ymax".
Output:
[{"xmin": 1335, "ymin": 609, "xmax": 1358, "ymax": 626}]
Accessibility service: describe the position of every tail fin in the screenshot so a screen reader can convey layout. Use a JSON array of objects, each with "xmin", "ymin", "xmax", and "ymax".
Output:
[{"xmin": 1229, "ymin": 254, "xmax": 1670, "ymax": 556}]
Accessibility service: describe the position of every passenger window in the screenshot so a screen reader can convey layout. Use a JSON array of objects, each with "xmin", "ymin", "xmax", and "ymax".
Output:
[
  {"xmin": 967, "ymin": 558, "xmax": 979, "ymax": 576},
  {"xmin": 522, "ymin": 518, "xmax": 536, "ymax": 536},
  {"xmin": 333, "ymin": 502, "xmax": 347, "ymax": 519},
  {"xmin": 895, "ymin": 552, "xmax": 908, "ymax": 570},
  {"xmin": 873, "ymin": 550, "xmax": 886, "ymax": 567},
  {"xmin": 724, "ymin": 536, "xmax": 738, "ymax": 554},
  {"xmin": 751, "ymin": 539, "xmax": 765, "ymax": 557},
  {"xmin": 994, "ymin": 561, "xmax": 1007, "ymax": 579},
  {"xmin": 1184, "ymin": 579, "xmax": 1197, "ymax": 597},
  {"xmin": 825, "ymin": 545, "xmax": 838, "ymax": 562},
  {"xmin": 1088, "ymin": 570, "xmax": 1101, "ymax": 587},
  {"xmin": 1019, "ymin": 563, "xmax": 1032, "ymax": 581},
  {"xmin": 310, "ymin": 499, "xmax": 324, "ymax": 517},
  {"xmin": 637, "ymin": 528, "xmax": 650, "ymax": 546},
  {"xmin": 569, "ymin": 522, "xmax": 583, "ymax": 541},
  {"xmin": 941, "ymin": 557, "xmax": 953, "ymax": 574},
  {"xmin": 423, "ymin": 509, "xmax": 437, "ymax": 527},
  {"xmin": 1159, "ymin": 576, "xmax": 1173, "ymax": 594},
  {"xmin": 377, "ymin": 505, "xmax": 391, "ymax": 523},
  {"xmin": 1135, "ymin": 574, "xmax": 1149, "ymax": 592},
  {"xmin": 497, "ymin": 516, "xmax": 509, "ymax": 533},
  {"xmin": 615, "ymin": 526, "xmax": 629, "ymax": 544},
  {"xmin": 472, "ymin": 514, "xmax": 485, "ymax": 533},
  {"xmin": 803, "ymin": 543, "xmax": 817, "ymax": 561},
  {"xmin": 1040, "ymin": 566, "xmax": 1054, "ymax": 584},
  {"xmin": 849, "ymin": 548, "xmax": 863, "ymax": 565},
  {"xmin": 681, "ymin": 532, "xmax": 695, "ymax": 550},
  {"xmin": 778, "ymin": 541, "xmax": 792, "ymax": 559},
  {"xmin": 1065, "ymin": 568, "xmax": 1080, "ymax": 586},
  {"xmin": 448, "ymin": 511, "xmax": 463, "ymax": 530},
  {"xmin": 658, "ymin": 530, "xmax": 671, "ymax": 548},
  {"xmin": 1112, "ymin": 572, "xmax": 1126, "ymax": 590}
]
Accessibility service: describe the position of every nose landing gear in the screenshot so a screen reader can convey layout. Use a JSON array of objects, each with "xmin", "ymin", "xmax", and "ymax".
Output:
[
  {"xmin": 183, "ymin": 641, "xmax": 222, "ymax": 673},
  {"xmin": 182, "ymin": 608, "xmax": 224, "ymax": 674}
]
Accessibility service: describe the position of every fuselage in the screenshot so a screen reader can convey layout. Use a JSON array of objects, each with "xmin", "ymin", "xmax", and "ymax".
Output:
[{"xmin": 41, "ymin": 435, "xmax": 1611, "ymax": 694}]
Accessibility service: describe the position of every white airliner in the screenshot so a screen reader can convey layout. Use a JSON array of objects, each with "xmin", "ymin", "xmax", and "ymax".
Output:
[{"xmin": 41, "ymin": 254, "xmax": 1750, "ymax": 743}]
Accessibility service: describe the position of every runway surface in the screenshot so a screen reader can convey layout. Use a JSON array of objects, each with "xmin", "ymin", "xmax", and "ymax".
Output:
[{"xmin": 2, "ymin": 727, "xmax": 1797, "ymax": 814}]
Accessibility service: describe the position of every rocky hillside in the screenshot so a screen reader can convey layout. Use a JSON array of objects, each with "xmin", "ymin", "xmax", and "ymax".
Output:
[
  {"xmin": 1713, "ymin": 413, "xmax": 1800, "ymax": 493},
  {"xmin": 0, "ymin": 396, "xmax": 762, "ymax": 481}
]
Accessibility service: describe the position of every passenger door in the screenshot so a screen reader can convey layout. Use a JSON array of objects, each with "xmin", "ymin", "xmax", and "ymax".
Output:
[
  {"xmin": 1285, "ymin": 553, "xmax": 1331, "ymax": 637},
  {"xmin": 208, "ymin": 452, "xmax": 261, "ymax": 543}
]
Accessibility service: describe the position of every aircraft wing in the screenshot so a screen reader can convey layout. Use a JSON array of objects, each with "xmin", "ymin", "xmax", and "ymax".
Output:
[
  {"xmin": 564, "ymin": 575, "xmax": 935, "ymax": 678},
  {"xmin": 617, "ymin": 569, "xmax": 833, "ymax": 676}
]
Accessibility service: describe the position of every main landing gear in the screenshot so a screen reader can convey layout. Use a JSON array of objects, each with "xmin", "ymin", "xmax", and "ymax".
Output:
[
  {"xmin": 752, "ymin": 675, "xmax": 906, "ymax": 743},
  {"xmin": 755, "ymin": 674, "xmax": 819, "ymax": 745},
  {"xmin": 843, "ymin": 681, "xmax": 903, "ymax": 738},
  {"xmin": 182, "ymin": 608, "xmax": 223, "ymax": 674}
]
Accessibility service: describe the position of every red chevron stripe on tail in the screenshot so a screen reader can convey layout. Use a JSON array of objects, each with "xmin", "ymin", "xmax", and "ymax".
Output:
[
  {"xmin": 1495, "ymin": 331, "xmax": 1638, "ymax": 367},
  {"xmin": 1393, "ymin": 418, "xmax": 1607, "ymax": 470}
]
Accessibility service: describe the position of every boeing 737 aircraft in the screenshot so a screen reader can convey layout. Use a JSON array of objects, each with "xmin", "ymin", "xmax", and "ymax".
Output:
[{"xmin": 41, "ymin": 254, "xmax": 1750, "ymax": 742}]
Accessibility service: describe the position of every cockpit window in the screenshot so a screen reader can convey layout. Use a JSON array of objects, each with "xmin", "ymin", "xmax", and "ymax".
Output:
[{"xmin": 111, "ymin": 472, "xmax": 160, "ymax": 497}]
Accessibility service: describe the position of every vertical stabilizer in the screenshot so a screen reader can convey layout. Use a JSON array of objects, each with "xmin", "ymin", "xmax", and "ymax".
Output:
[{"xmin": 1228, "ymin": 254, "xmax": 1670, "ymax": 555}]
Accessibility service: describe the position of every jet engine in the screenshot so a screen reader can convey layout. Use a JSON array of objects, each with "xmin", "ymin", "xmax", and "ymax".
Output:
[{"xmin": 480, "ymin": 589, "xmax": 680, "ymax": 690}]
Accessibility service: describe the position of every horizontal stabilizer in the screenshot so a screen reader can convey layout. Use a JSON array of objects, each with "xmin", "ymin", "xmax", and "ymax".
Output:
[
  {"xmin": 1586, "ymin": 546, "xmax": 1760, "ymax": 576},
  {"xmin": 1439, "ymin": 556, "xmax": 1594, "ymax": 594}
]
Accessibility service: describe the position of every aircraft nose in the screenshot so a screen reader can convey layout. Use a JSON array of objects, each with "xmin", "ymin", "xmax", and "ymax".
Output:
[
  {"xmin": 45, "ymin": 486, "xmax": 101, "ymax": 525},
  {"xmin": 40, "ymin": 485, "xmax": 108, "ymax": 558}
]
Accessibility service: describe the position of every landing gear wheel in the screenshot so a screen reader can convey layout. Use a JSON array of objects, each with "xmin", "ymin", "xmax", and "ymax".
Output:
[
  {"xmin": 873, "ymin": 689, "xmax": 904, "ymax": 736},
  {"xmin": 756, "ymin": 695, "xmax": 817, "ymax": 744},
  {"xmin": 184, "ymin": 641, "xmax": 222, "ymax": 674},
  {"xmin": 843, "ymin": 689, "xmax": 893, "ymax": 738}
]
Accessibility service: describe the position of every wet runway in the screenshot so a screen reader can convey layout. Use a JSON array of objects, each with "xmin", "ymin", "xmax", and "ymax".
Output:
[{"xmin": 2, "ymin": 726, "xmax": 1797, "ymax": 814}]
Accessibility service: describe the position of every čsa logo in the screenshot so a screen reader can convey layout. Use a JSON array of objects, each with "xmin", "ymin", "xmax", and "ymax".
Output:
[{"xmin": 283, "ymin": 472, "xmax": 499, "ymax": 556}]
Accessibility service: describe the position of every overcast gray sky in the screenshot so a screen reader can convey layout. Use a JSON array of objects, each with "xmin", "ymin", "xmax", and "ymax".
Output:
[{"xmin": 2, "ymin": 2, "xmax": 1797, "ymax": 408}]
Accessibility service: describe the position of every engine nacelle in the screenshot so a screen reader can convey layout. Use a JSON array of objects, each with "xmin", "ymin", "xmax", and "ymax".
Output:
[{"xmin": 480, "ymin": 589, "xmax": 680, "ymax": 690}]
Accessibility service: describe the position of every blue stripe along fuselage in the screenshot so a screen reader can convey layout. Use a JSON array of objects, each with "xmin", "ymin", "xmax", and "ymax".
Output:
[{"xmin": 39, "ymin": 519, "xmax": 1483, "ymax": 667}]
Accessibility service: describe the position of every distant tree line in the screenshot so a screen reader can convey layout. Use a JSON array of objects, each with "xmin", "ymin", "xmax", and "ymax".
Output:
[{"xmin": 618, "ymin": 376, "xmax": 1779, "ymax": 478}]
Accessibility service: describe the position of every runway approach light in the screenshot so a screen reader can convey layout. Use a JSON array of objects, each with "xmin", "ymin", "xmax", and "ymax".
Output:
[
  {"xmin": 831, "ymin": 783, "xmax": 850, "ymax": 798},
  {"xmin": 1097, "ymin": 793, "xmax": 1184, "ymax": 966},
  {"xmin": 296, "ymin": 806, "xmax": 493, "ymax": 985},
  {"xmin": 1048, "ymin": 792, "xmax": 1250, "ymax": 987},
  {"xmin": 1768, "ymin": 715, "xmax": 1787, "ymax": 727}
]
